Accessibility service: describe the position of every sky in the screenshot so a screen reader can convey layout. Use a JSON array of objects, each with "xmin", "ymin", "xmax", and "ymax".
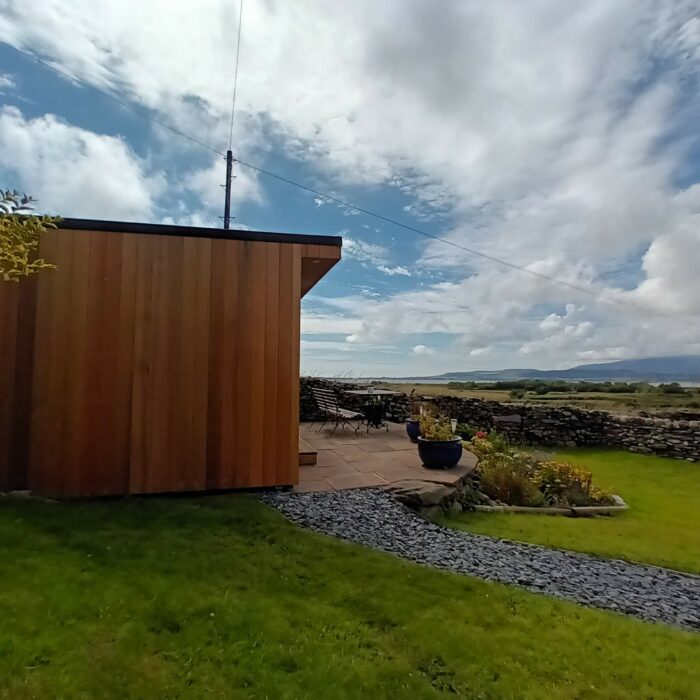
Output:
[{"xmin": 1, "ymin": 0, "xmax": 700, "ymax": 377}]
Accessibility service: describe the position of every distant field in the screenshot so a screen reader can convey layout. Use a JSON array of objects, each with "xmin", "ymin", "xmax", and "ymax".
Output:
[{"xmin": 380, "ymin": 383, "xmax": 700, "ymax": 414}]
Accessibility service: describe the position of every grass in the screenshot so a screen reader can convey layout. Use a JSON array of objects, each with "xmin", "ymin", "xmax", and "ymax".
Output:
[
  {"xmin": 1, "ymin": 495, "xmax": 700, "ymax": 699},
  {"xmin": 381, "ymin": 383, "xmax": 700, "ymax": 414},
  {"xmin": 444, "ymin": 449, "xmax": 700, "ymax": 574}
]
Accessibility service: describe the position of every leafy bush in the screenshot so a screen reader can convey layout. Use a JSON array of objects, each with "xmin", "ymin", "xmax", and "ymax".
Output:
[
  {"xmin": 477, "ymin": 453, "xmax": 544, "ymax": 506},
  {"xmin": 532, "ymin": 461, "xmax": 612, "ymax": 506},
  {"xmin": 0, "ymin": 191, "xmax": 58, "ymax": 282},
  {"xmin": 657, "ymin": 383, "xmax": 689, "ymax": 395},
  {"xmin": 454, "ymin": 422, "xmax": 479, "ymax": 439},
  {"xmin": 467, "ymin": 431, "xmax": 614, "ymax": 507},
  {"xmin": 466, "ymin": 431, "xmax": 513, "ymax": 459},
  {"xmin": 467, "ymin": 436, "xmax": 502, "ymax": 460},
  {"xmin": 486, "ymin": 430, "xmax": 511, "ymax": 453}
]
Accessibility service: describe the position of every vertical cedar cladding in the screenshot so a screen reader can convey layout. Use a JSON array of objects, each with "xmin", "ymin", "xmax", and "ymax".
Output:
[{"xmin": 0, "ymin": 225, "xmax": 339, "ymax": 497}]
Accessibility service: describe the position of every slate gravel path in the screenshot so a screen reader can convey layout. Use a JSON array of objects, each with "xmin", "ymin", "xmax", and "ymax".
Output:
[{"xmin": 263, "ymin": 489, "xmax": 700, "ymax": 631}]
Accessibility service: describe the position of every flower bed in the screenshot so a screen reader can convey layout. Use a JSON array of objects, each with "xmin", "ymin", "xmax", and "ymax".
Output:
[{"xmin": 465, "ymin": 433, "xmax": 624, "ymax": 514}]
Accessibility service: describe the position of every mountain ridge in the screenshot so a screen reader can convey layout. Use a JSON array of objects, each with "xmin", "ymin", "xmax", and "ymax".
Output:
[{"xmin": 379, "ymin": 355, "xmax": 700, "ymax": 382}]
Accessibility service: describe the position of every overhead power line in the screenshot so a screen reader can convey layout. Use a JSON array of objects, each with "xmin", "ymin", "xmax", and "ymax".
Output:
[
  {"xmin": 1, "ymin": 39, "xmax": 692, "ymax": 320},
  {"xmin": 232, "ymin": 158, "xmax": 680, "ymax": 317}
]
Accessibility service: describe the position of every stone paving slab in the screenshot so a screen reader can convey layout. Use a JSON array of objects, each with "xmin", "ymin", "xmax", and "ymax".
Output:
[
  {"xmin": 297, "ymin": 422, "xmax": 476, "ymax": 493},
  {"xmin": 264, "ymin": 489, "xmax": 700, "ymax": 632}
]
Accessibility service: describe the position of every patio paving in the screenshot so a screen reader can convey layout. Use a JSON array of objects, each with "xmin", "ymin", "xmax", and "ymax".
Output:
[{"xmin": 296, "ymin": 422, "xmax": 477, "ymax": 492}]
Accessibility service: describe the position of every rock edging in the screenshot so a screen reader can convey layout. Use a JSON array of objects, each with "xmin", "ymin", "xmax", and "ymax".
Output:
[{"xmin": 471, "ymin": 494, "xmax": 629, "ymax": 517}]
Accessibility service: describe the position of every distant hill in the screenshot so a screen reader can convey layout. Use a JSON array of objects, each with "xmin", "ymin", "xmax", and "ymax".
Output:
[{"xmin": 385, "ymin": 356, "xmax": 700, "ymax": 383}]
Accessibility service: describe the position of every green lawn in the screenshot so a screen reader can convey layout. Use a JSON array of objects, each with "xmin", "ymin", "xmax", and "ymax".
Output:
[
  {"xmin": 0, "ymin": 496, "xmax": 699, "ymax": 698},
  {"xmin": 444, "ymin": 449, "xmax": 700, "ymax": 574}
]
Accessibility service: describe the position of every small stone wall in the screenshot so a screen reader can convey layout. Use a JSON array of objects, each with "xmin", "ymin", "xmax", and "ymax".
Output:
[{"xmin": 300, "ymin": 377, "xmax": 699, "ymax": 462}]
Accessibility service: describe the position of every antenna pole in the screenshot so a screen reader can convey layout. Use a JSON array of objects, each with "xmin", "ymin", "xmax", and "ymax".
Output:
[{"xmin": 223, "ymin": 150, "xmax": 233, "ymax": 229}]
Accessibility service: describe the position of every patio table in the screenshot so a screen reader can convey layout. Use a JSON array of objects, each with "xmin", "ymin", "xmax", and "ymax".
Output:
[{"xmin": 344, "ymin": 389, "xmax": 400, "ymax": 430}]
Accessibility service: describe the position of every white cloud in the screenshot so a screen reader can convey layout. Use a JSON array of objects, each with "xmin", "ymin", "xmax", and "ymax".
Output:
[
  {"xmin": 301, "ymin": 310, "xmax": 362, "ymax": 336},
  {"xmin": 0, "ymin": 106, "xmax": 162, "ymax": 219},
  {"xmin": 184, "ymin": 157, "xmax": 262, "ymax": 211},
  {"xmin": 412, "ymin": 344, "xmax": 434, "ymax": 356},
  {"xmin": 377, "ymin": 264, "xmax": 411, "ymax": 277},
  {"xmin": 0, "ymin": 73, "xmax": 15, "ymax": 92},
  {"xmin": 627, "ymin": 207, "xmax": 700, "ymax": 315},
  {"xmin": 344, "ymin": 237, "xmax": 412, "ymax": 277}
]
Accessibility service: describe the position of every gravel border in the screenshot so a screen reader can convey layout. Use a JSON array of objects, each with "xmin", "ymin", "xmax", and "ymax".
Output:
[{"xmin": 263, "ymin": 489, "xmax": 700, "ymax": 631}]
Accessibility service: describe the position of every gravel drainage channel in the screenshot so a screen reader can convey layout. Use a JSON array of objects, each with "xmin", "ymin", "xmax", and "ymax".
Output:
[{"xmin": 262, "ymin": 488, "xmax": 700, "ymax": 632}]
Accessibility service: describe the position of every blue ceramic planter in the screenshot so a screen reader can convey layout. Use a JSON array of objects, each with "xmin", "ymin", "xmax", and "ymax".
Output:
[
  {"xmin": 406, "ymin": 420, "xmax": 421, "ymax": 442},
  {"xmin": 417, "ymin": 436, "xmax": 463, "ymax": 469}
]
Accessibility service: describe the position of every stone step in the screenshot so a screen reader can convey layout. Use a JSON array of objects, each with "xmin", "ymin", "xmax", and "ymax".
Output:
[{"xmin": 299, "ymin": 437, "xmax": 317, "ymax": 466}]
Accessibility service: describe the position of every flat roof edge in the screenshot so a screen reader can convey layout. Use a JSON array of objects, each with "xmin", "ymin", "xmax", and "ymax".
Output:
[{"xmin": 57, "ymin": 218, "xmax": 342, "ymax": 247}]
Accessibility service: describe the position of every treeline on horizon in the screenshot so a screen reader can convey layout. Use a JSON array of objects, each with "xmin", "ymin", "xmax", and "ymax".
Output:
[{"xmin": 445, "ymin": 380, "xmax": 694, "ymax": 396}]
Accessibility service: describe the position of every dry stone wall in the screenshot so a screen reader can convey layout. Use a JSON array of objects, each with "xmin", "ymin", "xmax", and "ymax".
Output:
[{"xmin": 300, "ymin": 377, "xmax": 699, "ymax": 462}]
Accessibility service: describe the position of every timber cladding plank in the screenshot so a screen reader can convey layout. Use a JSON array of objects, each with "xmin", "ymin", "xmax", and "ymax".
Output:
[
  {"xmin": 24, "ymin": 230, "xmax": 55, "ymax": 494},
  {"xmin": 275, "ymin": 244, "xmax": 295, "ymax": 486},
  {"xmin": 80, "ymin": 230, "xmax": 125, "ymax": 496},
  {"xmin": 288, "ymin": 245, "xmax": 302, "ymax": 486},
  {"xmin": 188, "ymin": 237, "xmax": 212, "ymax": 490},
  {"xmin": 233, "ymin": 241, "xmax": 254, "ymax": 488},
  {"xmin": 0, "ymin": 279, "xmax": 19, "ymax": 490},
  {"xmin": 262, "ymin": 243, "xmax": 280, "ymax": 486},
  {"xmin": 205, "ymin": 239, "xmax": 226, "ymax": 489},
  {"xmin": 115, "ymin": 234, "xmax": 138, "ymax": 493},
  {"xmin": 207, "ymin": 238, "xmax": 241, "ymax": 489},
  {"xmin": 245, "ymin": 241, "xmax": 268, "ymax": 487},
  {"xmin": 29, "ymin": 229, "xmax": 76, "ymax": 496},
  {"xmin": 62, "ymin": 231, "xmax": 91, "ymax": 496},
  {"xmin": 128, "ymin": 233, "xmax": 155, "ymax": 493},
  {"xmin": 12, "ymin": 276, "xmax": 39, "ymax": 489}
]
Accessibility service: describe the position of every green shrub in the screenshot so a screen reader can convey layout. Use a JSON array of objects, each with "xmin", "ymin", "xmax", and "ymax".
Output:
[
  {"xmin": 465, "ymin": 431, "xmax": 514, "ymax": 459},
  {"xmin": 454, "ymin": 422, "xmax": 479, "ymax": 439},
  {"xmin": 486, "ymin": 430, "xmax": 511, "ymax": 453},
  {"xmin": 470, "ymin": 435, "xmax": 614, "ymax": 507},
  {"xmin": 533, "ymin": 461, "xmax": 612, "ymax": 506},
  {"xmin": 478, "ymin": 453, "xmax": 542, "ymax": 506},
  {"xmin": 657, "ymin": 382, "xmax": 689, "ymax": 395},
  {"xmin": 0, "ymin": 191, "xmax": 58, "ymax": 282}
]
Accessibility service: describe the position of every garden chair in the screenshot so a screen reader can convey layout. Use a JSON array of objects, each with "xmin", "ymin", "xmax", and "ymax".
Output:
[{"xmin": 311, "ymin": 386, "xmax": 364, "ymax": 434}]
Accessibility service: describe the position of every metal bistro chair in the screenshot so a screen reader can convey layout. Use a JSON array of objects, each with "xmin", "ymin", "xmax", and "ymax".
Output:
[{"xmin": 311, "ymin": 386, "xmax": 364, "ymax": 434}]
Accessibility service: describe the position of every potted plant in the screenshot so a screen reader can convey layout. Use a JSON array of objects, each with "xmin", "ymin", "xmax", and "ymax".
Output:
[
  {"xmin": 417, "ymin": 413, "xmax": 463, "ymax": 469},
  {"xmin": 405, "ymin": 389, "xmax": 421, "ymax": 442}
]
